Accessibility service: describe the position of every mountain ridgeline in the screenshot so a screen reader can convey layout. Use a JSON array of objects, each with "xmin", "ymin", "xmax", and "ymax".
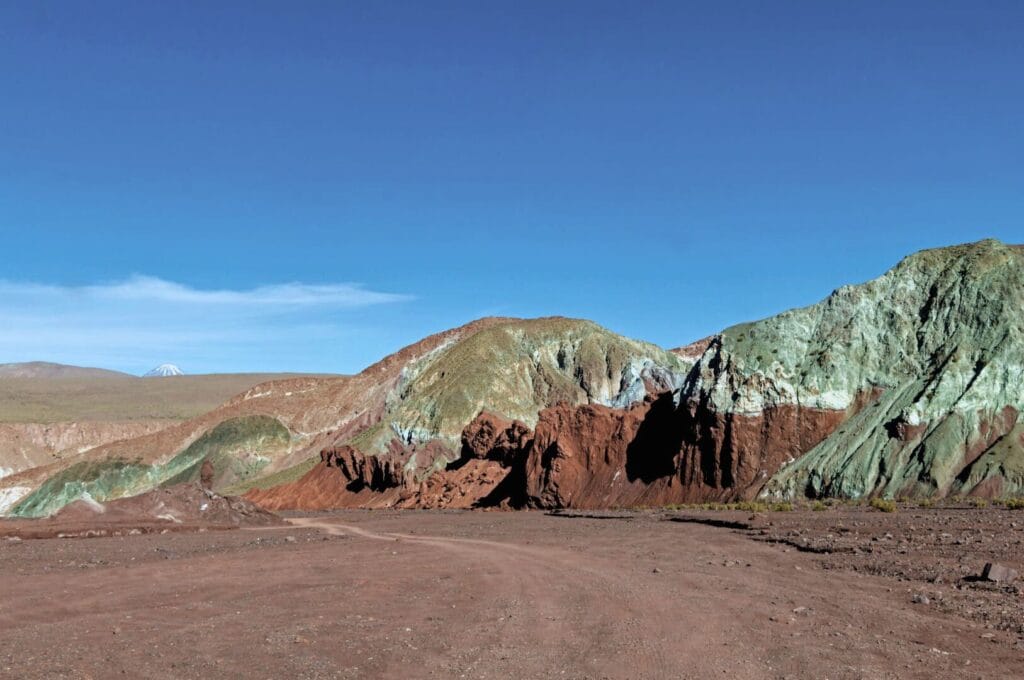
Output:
[
  {"xmin": 4, "ymin": 318, "xmax": 688, "ymax": 516},
  {"xmin": 250, "ymin": 239, "xmax": 1024, "ymax": 510},
  {"xmin": 3, "ymin": 239, "xmax": 1023, "ymax": 516}
]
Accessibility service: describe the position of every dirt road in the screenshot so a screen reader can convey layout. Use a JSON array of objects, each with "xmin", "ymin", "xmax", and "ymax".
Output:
[{"xmin": 1, "ymin": 510, "xmax": 1020, "ymax": 678}]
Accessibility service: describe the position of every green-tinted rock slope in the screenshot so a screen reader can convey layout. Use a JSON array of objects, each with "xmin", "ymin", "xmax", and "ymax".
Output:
[
  {"xmin": 347, "ymin": 317, "xmax": 689, "ymax": 477},
  {"xmin": 6, "ymin": 318, "xmax": 688, "ymax": 515},
  {"xmin": 681, "ymin": 239, "xmax": 1024, "ymax": 499},
  {"xmin": 10, "ymin": 416, "xmax": 291, "ymax": 517}
]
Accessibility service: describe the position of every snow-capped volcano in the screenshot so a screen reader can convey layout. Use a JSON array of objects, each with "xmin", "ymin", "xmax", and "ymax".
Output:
[{"xmin": 144, "ymin": 363, "xmax": 184, "ymax": 377}]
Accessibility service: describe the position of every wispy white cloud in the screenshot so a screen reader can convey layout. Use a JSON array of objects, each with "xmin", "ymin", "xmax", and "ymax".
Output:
[
  {"xmin": 0, "ymin": 275, "xmax": 411, "ymax": 307},
  {"xmin": 0, "ymin": 276, "xmax": 411, "ymax": 373}
]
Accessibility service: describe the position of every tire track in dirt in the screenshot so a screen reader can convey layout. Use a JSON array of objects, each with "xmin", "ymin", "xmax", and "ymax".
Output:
[{"xmin": 286, "ymin": 517, "xmax": 695, "ymax": 677}]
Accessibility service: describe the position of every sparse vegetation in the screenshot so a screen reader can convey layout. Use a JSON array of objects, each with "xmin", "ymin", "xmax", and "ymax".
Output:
[
  {"xmin": 811, "ymin": 501, "xmax": 828, "ymax": 511},
  {"xmin": 870, "ymin": 498, "xmax": 897, "ymax": 513},
  {"xmin": 1005, "ymin": 498, "xmax": 1024, "ymax": 510},
  {"xmin": 662, "ymin": 500, "xmax": 794, "ymax": 512},
  {"xmin": 967, "ymin": 497, "xmax": 989, "ymax": 508}
]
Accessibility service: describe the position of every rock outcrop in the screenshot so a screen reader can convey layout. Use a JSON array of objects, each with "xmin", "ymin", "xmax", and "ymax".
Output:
[
  {"xmin": 222, "ymin": 319, "xmax": 685, "ymax": 512},
  {"xmin": 9, "ymin": 240, "xmax": 1024, "ymax": 514},
  {"xmin": 0, "ymin": 482, "xmax": 283, "ymax": 540},
  {"xmin": 263, "ymin": 239, "xmax": 1024, "ymax": 509},
  {"xmin": 747, "ymin": 240, "xmax": 1024, "ymax": 498}
]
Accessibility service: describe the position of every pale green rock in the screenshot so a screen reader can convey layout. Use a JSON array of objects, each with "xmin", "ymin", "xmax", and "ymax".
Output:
[
  {"xmin": 350, "ymin": 317, "xmax": 689, "ymax": 477},
  {"xmin": 687, "ymin": 239, "xmax": 1024, "ymax": 498},
  {"xmin": 7, "ymin": 319, "xmax": 688, "ymax": 514},
  {"xmin": 11, "ymin": 415, "xmax": 291, "ymax": 517}
]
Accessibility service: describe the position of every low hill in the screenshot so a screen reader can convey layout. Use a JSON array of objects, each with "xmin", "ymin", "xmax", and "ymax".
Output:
[
  {"xmin": 0, "ymin": 372, "xmax": 325, "ymax": 423},
  {"xmin": 251, "ymin": 239, "xmax": 1024, "ymax": 511},
  {"xmin": 0, "ymin": 369, "xmax": 331, "ymax": 484},
  {"xmin": 8, "ymin": 240, "xmax": 1022, "ymax": 516},
  {"xmin": 2, "ymin": 318, "xmax": 688, "ymax": 516},
  {"xmin": 0, "ymin": 362, "xmax": 131, "ymax": 380}
]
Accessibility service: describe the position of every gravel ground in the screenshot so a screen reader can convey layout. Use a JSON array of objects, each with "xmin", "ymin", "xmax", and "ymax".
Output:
[{"xmin": 1, "ymin": 507, "xmax": 1021, "ymax": 679}]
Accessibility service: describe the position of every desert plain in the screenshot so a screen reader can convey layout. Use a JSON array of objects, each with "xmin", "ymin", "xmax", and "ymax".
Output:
[{"xmin": 2, "ymin": 502, "xmax": 1022, "ymax": 679}]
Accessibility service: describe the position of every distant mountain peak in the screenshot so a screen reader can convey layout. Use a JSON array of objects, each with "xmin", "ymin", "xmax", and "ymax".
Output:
[{"xmin": 144, "ymin": 363, "xmax": 184, "ymax": 377}]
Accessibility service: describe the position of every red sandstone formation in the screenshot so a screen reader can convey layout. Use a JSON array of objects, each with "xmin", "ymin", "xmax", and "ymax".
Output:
[
  {"xmin": 460, "ymin": 412, "xmax": 531, "ymax": 465},
  {"xmin": 510, "ymin": 392, "xmax": 853, "ymax": 509},
  {"xmin": 248, "ymin": 389, "xmax": 858, "ymax": 512}
]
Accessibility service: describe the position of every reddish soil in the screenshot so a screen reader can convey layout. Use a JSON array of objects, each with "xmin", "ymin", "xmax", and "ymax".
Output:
[
  {"xmin": 247, "ymin": 391, "xmax": 856, "ymax": 512},
  {"xmin": 740, "ymin": 501, "xmax": 1024, "ymax": 637},
  {"xmin": 1, "ymin": 507, "xmax": 1021, "ymax": 678}
]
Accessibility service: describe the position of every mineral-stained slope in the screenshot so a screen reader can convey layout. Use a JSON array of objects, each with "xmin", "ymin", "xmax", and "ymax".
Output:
[
  {"xmin": 751, "ymin": 240, "xmax": 1024, "ymax": 499},
  {"xmin": 4, "ymin": 317, "xmax": 687, "ymax": 516},
  {"xmin": 342, "ymin": 317, "xmax": 686, "ymax": 468},
  {"xmin": 1, "ymin": 318, "xmax": 514, "ymax": 516},
  {"xmin": 246, "ymin": 318, "xmax": 689, "ymax": 509},
  {"xmin": 454, "ymin": 239, "xmax": 1024, "ymax": 507},
  {"xmin": 8, "ymin": 241, "xmax": 1021, "ymax": 514},
  {"xmin": 242, "ymin": 240, "xmax": 1024, "ymax": 511}
]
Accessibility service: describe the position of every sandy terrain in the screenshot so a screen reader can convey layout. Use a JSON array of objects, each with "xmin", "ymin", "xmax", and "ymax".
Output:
[
  {"xmin": 0, "ymin": 373, "xmax": 323, "ymax": 424},
  {"xmin": 1, "ymin": 508, "xmax": 1022, "ymax": 679}
]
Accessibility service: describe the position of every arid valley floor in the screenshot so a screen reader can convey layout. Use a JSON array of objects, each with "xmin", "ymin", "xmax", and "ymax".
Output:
[{"xmin": 2, "ymin": 505, "xmax": 1022, "ymax": 679}]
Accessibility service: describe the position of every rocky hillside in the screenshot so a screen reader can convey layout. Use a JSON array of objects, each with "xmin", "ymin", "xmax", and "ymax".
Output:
[
  {"xmin": 523, "ymin": 239, "xmax": 1024, "ymax": 506},
  {"xmin": 0, "ymin": 369, "xmax": 322, "ymax": 485},
  {"xmin": 7, "ymin": 240, "xmax": 1021, "ymax": 515},
  {"xmin": 753, "ymin": 239, "xmax": 1024, "ymax": 499},
  {"xmin": 253, "ymin": 239, "xmax": 1024, "ymax": 511},
  {"xmin": 3, "ymin": 318, "xmax": 688, "ymax": 516}
]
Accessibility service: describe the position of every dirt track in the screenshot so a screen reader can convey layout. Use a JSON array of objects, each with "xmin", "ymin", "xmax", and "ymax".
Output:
[{"xmin": 1, "ymin": 509, "xmax": 1021, "ymax": 678}]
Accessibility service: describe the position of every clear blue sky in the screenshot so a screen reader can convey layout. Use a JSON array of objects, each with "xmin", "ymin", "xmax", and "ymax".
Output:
[{"xmin": 1, "ymin": 1, "xmax": 1021, "ymax": 374}]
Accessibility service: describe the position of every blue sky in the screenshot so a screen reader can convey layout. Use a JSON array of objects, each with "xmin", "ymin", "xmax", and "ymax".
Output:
[{"xmin": 1, "ymin": 1, "xmax": 1021, "ymax": 374}]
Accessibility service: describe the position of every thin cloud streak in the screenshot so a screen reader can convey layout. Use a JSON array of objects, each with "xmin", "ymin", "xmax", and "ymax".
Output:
[
  {"xmin": 0, "ymin": 275, "xmax": 411, "ymax": 373},
  {"xmin": 0, "ymin": 275, "xmax": 412, "ymax": 307}
]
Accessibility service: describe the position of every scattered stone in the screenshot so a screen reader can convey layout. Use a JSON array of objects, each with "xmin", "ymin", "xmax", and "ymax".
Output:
[
  {"xmin": 652, "ymin": 567, "xmax": 662, "ymax": 574},
  {"xmin": 981, "ymin": 563, "xmax": 1018, "ymax": 583},
  {"xmin": 912, "ymin": 593, "xmax": 930, "ymax": 605},
  {"xmin": 285, "ymin": 536, "xmax": 297, "ymax": 543}
]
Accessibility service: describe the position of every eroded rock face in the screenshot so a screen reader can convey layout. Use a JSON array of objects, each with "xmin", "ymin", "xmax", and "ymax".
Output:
[
  {"xmin": 323, "ymin": 445, "xmax": 407, "ymax": 492},
  {"xmin": 755, "ymin": 241, "xmax": 1024, "ymax": 499},
  {"xmin": 513, "ymin": 394, "xmax": 850, "ymax": 508},
  {"xmin": 461, "ymin": 412, "xmax": 531, "ymax": 465},
  {"xmin": 248, "ymin": 240, "xmax": 1024, "ymax": 511},
  {"xmin": 199, "ymin": 459, "xmax": 215, "ymax": 490}
]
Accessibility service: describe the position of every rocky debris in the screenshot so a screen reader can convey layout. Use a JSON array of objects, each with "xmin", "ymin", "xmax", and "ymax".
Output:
[
  {"xmin": 405, "ymin": 460, "xmax": 510, "ymax": 509},
  {"xmin": 0, "ymin": 482, "xmax": 283, "ymax": 539},
  {"xmin": 726, "ymin": 502, "xmax": 1024, "ymax": 635},
  {"xmin": 981, "ymin": 563, "xmax": 1019, "ymax": 583}
]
